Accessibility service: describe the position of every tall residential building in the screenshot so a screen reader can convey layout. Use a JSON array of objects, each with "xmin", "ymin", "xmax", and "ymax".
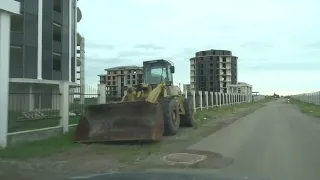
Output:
[
  {"xmin": 8, "ymin": 0, "xmax": 82, "ymax": 109},
  {"xmin": 10, "ymin": 0, "xmax": 80, "ymax": 82},
  {"xmin": 99, "ymin": 66, "xmax": 144, "ymax": 98},
  {"xmin": 190, "ymin": 49, "xmax": 238, "ymax": 93},
  {"xmin": 183, "ymin": 84, "xmax": 191, "ymax": 92}
]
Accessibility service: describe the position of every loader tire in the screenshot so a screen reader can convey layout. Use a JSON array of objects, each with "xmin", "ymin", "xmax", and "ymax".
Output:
[
  {"xmin": 159, "ymin": 98, "xmax": 180, "ymax": 136},
  {"xmin": 180, "ymin": 98, "xmax": 195, "ymax": 127}
]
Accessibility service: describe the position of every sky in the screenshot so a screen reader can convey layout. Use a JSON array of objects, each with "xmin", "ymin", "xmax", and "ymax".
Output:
[{"xmin": 77, "ymin": 0, "xmax": 320, "ymax": 95}]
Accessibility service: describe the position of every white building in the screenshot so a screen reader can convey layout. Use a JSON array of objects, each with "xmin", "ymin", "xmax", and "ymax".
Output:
[{"xmin": 227, "ymin": 82, "xmax": 253, "ymax": 102}]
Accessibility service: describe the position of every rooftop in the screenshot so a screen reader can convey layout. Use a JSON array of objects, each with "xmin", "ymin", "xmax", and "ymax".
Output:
[{"xmin": 104, "ymin": 65, "xmax": 142, "ymax": 71}]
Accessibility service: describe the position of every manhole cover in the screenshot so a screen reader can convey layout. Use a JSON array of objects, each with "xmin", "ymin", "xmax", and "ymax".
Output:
[{"xmin": 162, "ymin": 153, "xmax": 207, "ymax": 165}]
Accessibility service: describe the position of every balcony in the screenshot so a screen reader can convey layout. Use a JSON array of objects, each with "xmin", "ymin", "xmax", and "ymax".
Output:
[
  {"xmin": 77, "ymin": 7, "xmax": 82, "ymax": 22},
  {"xmin": 53, "ymin": 70, "xmax": 62, "ymax": 80},
  {"xmin": 77, "ymin": 57, "xmax": 82, "ymax": 66}
]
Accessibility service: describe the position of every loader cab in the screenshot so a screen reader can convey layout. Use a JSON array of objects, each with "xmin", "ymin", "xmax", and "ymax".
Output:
[{"xmin": 143, "ymin": 59, "xmax": 175, "ymax": 86}]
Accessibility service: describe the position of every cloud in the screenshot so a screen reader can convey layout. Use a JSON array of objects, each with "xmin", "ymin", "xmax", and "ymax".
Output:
[
  {"xmin": 240, "ymin": 41, "xmax": 273, "ymax": 49},
  {"xmin": 85, "ymin": 40, "xmax": 115, "ymax": 50},
  {"xmin": 305, "ymin": 42, "xmax": 320, "ymax": 48},
  {"xmin": 117, "ymin": 50, "xmax": 155, "ymax": 57},
  {"xmin": 134, "ymin": 43, "xmax": 165, "ymax": 50},
  {"xmin": 78, "ymin": 0, "xmax": 320, "ymax": 95},
  {"xmin": 242, "ymin": 61, "xmax": 320, "ymax": 72}
]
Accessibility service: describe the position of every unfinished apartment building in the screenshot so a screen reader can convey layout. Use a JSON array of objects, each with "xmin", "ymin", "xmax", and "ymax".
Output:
[
  {"xmin": 190, "ymin": 49, "xmax": 237, "ymax": 93},
  {"xmin": 99, "ymin": 66, "xmax": 143, "ymax": 97}
]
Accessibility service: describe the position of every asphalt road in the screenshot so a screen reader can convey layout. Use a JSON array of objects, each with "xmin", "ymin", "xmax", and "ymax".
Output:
[{"xmin": 187, "ymin": 99, "xmax": 320, "ymax": 180}]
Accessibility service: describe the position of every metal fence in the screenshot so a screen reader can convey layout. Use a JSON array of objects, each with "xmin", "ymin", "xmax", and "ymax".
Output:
[
  {"xmin": 69, "ymin": 85, "xmax": 100, "ymax": 125},
  {"xmin": 7, "ymin": 84, "xmax": 100, "ymax": 133},
  {"xmin": 8, "ymin": 92, "xmax": 61, "ymax": 133},
  {"xmin": 291, "ymin": 91, "xmax": 320, "ymax": 105}
]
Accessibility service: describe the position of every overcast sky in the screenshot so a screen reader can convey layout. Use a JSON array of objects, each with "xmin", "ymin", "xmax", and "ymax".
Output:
[{"xmin": 78, "ymin": 0, "xmax": 320, "ymax": 95}]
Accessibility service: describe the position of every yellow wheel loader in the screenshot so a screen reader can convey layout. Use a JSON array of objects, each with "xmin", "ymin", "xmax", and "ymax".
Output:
[{"xmin": 74, "ymin": 59, "xmax": 195, "ymax": 142}]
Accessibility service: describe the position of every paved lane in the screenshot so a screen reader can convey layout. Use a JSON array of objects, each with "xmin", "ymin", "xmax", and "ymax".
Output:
[{"xmin": 188, "ymin": 99, "xmax": 320, "ymax": 180}]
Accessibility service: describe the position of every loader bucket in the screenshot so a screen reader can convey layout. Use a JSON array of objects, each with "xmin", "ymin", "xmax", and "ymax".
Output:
[{"xmin": 74, "ymin": 101, "xmax": 164, "ymax": 143}]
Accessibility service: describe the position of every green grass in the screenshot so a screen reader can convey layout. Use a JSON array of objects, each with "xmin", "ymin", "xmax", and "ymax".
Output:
[
  {"xmin": 0, "ymin": 130, "xmax": 160, "ymax": 161},
  {"xmin": 193, "ymin": 97, "xmax": 274, "ymax": 128},
  {"xmin": 290, "ymin": 99, "xmax": 320, "ymax": 118},
  {"xmin": 0, "ymin": 131, "xmax": 79, "ymax": 159}
]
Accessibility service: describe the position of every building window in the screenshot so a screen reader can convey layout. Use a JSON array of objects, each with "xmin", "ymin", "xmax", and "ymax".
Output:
[
  {"xmin": 127, "ymin": 75, "xmax": 130, "ymax": 79},
  {"xmin": 107, "ymin": 82, "xmax": 111, "ymax": 85},
  {"xmin": 107, "ymin": 76, "xmax": 110, "ymax": 80},
  {"xmin": 132, "ymin": 75, "xmax": 135, "ymax": 79},
  {"xmin": 53, "ymin": 55, "xmax": 61, "ymax": 71},
  {"xmin": 112, "ymin": 81, "xmax": 116, "ymax": 85},
  {"xmin": 127, "ymin": 80, "xmax": 130, "ymax": 85},
  {"xmin": 53, "ymin": 0, "xmax": 62, "ymax": 12},
  {"xmin": 10, "ymin": 14, "xmax": 23, "ymax": 32},
  {"xmin": 132, "ymin": 80, "xmax": 136, "ymax": 84}
]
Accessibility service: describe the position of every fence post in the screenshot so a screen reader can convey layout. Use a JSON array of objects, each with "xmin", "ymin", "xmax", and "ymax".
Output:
[
  {"xmin": 237, "ymin": 94, "xmax": 240, "ymax": 104},
  {"xmin": 218, "ymin": 93, "xmax": 222, "ymax": 107},
  {"xmin": 226, "ymin": 93, "xmax": 229, "ymax": 106},
  {"xmin": 215, "ymin": 92, "xmax": 218, "ymax": 107},
  {"xmin": 98, "ymin": 84, "xmax": 106, "ymax": 104},
  {"xmin": 204, "ymin": 91, "xmax": 208, "ymax": 109},
  {"xmin": 192, "ymin": 90, "xmax": 196, "ymax": 112},
  {"xmin": 59, "ymin": 81, "xmax": 70, "ymax": 133},
  {"xmin": 221, "ymin": 93, "xmax": 224, "ymax": 106},
  {"xmin": 199, "ymin": 91, "xmax": 203, "ymax": 111},
  {"xmin": 210, "ymin": 92, "xmax": 214, "ymax": 108}
]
